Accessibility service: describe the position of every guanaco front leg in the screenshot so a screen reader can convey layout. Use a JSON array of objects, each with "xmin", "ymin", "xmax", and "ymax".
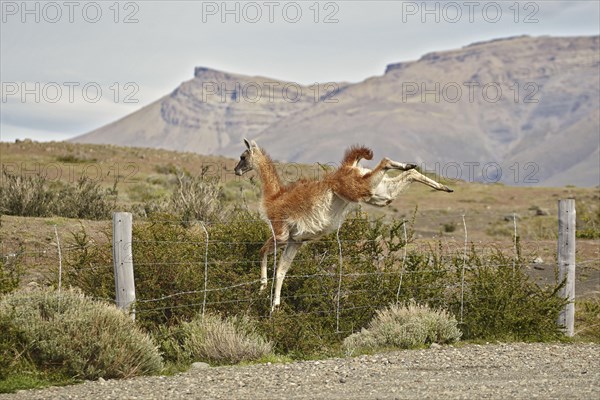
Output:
[
  {"xmin": 362, "ymin": 158, "xmax": 417, "ymax": 191},
  {"xmin": 271, "ymin": 240, "xmax": 302, "ymax": 312}
]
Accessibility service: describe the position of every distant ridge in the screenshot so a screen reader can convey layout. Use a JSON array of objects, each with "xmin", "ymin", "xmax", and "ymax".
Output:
[{"xmin": 72, "ymin": 35, "xmax": 600, "ymax": 186}]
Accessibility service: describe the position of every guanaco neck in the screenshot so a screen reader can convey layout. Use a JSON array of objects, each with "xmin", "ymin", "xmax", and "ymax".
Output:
[{"xmin": 254, "ymin": 150, "xmax": 283, "ymax": 199}]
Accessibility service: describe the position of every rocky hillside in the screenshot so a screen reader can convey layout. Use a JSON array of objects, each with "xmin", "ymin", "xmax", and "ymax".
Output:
[{"xmin": 72, "ymin": 35, "xmax": 600, "ymax": 186}]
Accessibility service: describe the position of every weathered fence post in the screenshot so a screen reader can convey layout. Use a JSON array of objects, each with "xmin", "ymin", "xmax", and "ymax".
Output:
[
  {"xmin": 113, "ymin": 212, "xmax": 136, "ymax": 320},
  {"xmin": 557, "ymin": 199, "xmax": 575, "ymax": 337}
]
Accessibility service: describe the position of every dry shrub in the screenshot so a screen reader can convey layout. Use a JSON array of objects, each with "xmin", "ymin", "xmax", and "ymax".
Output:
[
  {"xmin": 0, "ymin": 170, "xmax": 116, "ymax": 220},
  {"xmin": 0, "ymin": 171, "xmax": 53, "ymax": 217},
  {"xmin": 163, "ymin": 313, "xmax": 273, "ymax": 365},
  {"xmin": 0, "ymin": 288, "xmax": 163, "ymax": 380},
  {"xmin": 137, "ymin": 169, "xmax": 230, "ymax": 225},
  {"xmin": 343, "ymin": 301, "xmax": 461, "ymax": 355}
]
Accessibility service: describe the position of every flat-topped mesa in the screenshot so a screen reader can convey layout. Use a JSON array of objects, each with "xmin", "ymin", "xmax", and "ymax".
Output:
[
  {"xmin": 194, "ymin": 66, "xmax": 217, "ymax": 78},
  {"xmin": 465, "ymin": 34, "xmax": 532, "ymax": 48},
  {"xmin": 193, "ymin": 66, "xmax": 236, "ymax": 81},
  {"xmin": 385, "ymin": 62, "xmax": 410, "ymax": 74}
]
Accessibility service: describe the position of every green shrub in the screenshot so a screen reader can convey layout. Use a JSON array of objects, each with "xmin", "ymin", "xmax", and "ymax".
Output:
[
  {"xmin": 154, "ymin": 163, "xmax": 179, "ymax": 175},
  {"xmin": 160, "ymin": 313, "xmax": 272, "ymax": 365},
  {"xmin": 0, "ymin": 288, "xmax": 163, "ymax": 380},
  {"xmin": 0, "ymin": 312, "xmax": 24, "ymax": 380},
  {"xmin": 257, "ymin": 212, "xmax": 421, "ymax": 356},
  {"xmin": 442, "ymin": 221, "xmax": 457, "ymax": 233},
  {"xmin": 457, "ymin": 242, "xmax": 567, "ymax": 341},
  {"xmin": 343, "ymin": 301, "xmax": 461, "ymax": 355},
  {"xmin": 63, "ymin": 225, "xmax": 114, "ymax": 300},
  {"xmin": 61, "ymin": 209, "xmax": 270, "ymax": 327},
  {"xmin": 56, "ymin": 154, "xmax": 97, "ymax": 163}
]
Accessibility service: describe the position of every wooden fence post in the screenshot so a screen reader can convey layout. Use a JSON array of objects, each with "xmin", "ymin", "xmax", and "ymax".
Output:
[
  {"xmin": 557, "ymin": 199, "xmax": 575, "ymax": 337},
  {"xmin": 113, "ymin": 212, "xmax": 136, "ymax": 320}
]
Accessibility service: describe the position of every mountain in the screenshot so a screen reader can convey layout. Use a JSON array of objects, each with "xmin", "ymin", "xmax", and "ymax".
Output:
[{"xmin": 72, "ymin": 35, "xmax": 600, "ymax": 186}]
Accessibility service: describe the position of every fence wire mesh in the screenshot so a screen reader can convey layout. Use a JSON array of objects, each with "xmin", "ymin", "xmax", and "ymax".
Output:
[{"xmin": 1, "ymin": 210, "xmax": 598, "ymax": 337}]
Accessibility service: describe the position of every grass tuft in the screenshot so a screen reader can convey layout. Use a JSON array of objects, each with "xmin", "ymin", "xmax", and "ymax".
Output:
[
  {"xmin": 343, "ymin": 301, "xmax": 461, "ymax": 356},
  {"xmin": 159, "ymin": 313, "xmax": 273, "ymax": 365}
]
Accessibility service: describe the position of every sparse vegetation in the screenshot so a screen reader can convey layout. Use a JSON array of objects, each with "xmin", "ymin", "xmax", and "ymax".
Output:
[
  {"xmin": 577, "ymin": 200, "xmax": 600, "ymax": 239},
  {"xmin": 56, "ymin": 154, "xmax": 97, "ymax": 163},
  {"xmin": 130, "ymin": 168, "xmax": 231, "ymax": 225},
  {"xmin": 165, "ymin": 169, "xmax": 231, "ymax": 224},
  {"xmin": 575, "ymin": 295, "xmax": 600, "ymax": 342},
  {"xmin": 0, "ymin": 248, "xmax": 21, "ymax": 295},
  {"xmin": 0, "ymin": 170, "xmax": 117, "ymax": 220}
]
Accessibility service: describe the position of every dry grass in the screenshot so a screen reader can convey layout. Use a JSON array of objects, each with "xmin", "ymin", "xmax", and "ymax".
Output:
[
  {"xmin": 1, "ymin": 140, "xmax": 598, "ymax": 238},
  {"xmin": 575, "ymin": 294, "xmax": 600, "ymax": 342}
]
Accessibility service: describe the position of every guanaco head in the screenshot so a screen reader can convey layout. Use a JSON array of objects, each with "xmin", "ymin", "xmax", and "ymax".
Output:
[{"xmin": 234, "ymin": 138, "xmax": 259, "ymax": 176}]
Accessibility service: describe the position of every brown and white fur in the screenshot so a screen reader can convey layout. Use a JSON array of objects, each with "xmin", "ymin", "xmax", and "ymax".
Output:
[
  {"xmin": 234, "ymin": 138, "xmax": 451, "ymax": 310},
  {"xmin": 336, "ymin": 145, "xmax": 453, "ymax": 206}
]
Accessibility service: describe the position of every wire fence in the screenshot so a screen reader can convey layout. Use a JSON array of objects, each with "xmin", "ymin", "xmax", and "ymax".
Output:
[{"xmin": 2, "ymin": 209, "xmax": 598, "ymax": 334}]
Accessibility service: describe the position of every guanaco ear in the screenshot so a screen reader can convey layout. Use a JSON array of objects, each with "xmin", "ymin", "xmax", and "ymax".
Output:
[{"xmin": 244, "ymin": 138, "xmax": 259, "ymax": 153}]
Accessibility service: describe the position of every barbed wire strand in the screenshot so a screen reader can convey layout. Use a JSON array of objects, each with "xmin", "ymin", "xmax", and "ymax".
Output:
[
  {"xmin": 460, "ymin": 214, "xmax": 468, "ymax": 324},
  {"xmin": 6, "ymin": 212, "xmax": 599, "ymax": 321},
  {"xmin": 28, "ymin": 254, "xmax": 578, "ymax": 277},
  {"xmin": 97, "ymin": 211, "xmax": 542, "ymax": 226},
  {"xmin": 395, "ymin": 219, "xmax": 408, "ymax": 304},
  {"xmin": 54, "ymin": 225, "xmax": 63, "ymax": 294},
  {"xmin": 136, "ymin": 279, "xmax": 262, "ymax": 303},
  {"xmin": 200, "ymin": 221, "xmax": 209, "ymax": 322},
  {"xmin": 335, "ymin": 221, "xmax": 344, "ymax": 333},
  {"xmin": 513, "ymin": 212, "xmax": 519, "ymax": 271},
  {"xmin": 267, "ymin": 220, "xmax": 277, "ymax": 316}
]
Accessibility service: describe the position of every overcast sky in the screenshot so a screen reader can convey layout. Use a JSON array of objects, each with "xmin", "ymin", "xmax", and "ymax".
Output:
[{"xmin": 1, "ymin": 0, "xmax": 599, "ymax": 142}]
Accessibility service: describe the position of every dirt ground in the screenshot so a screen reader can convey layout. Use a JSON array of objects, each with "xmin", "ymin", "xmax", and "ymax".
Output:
[{"xmin": 2, "ymin": 343, "xmax": 599, "ymax": 400}]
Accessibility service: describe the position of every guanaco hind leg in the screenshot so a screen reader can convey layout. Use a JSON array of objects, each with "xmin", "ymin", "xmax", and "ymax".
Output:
[{"xmin": 365, "ymin": 168, "xmax": 453, "ymax": 207}]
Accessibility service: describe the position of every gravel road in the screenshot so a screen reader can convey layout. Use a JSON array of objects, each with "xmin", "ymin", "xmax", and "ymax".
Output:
[{"xmin": 3, "ymin": 343, "xmax": 599, "ymax": 400}]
